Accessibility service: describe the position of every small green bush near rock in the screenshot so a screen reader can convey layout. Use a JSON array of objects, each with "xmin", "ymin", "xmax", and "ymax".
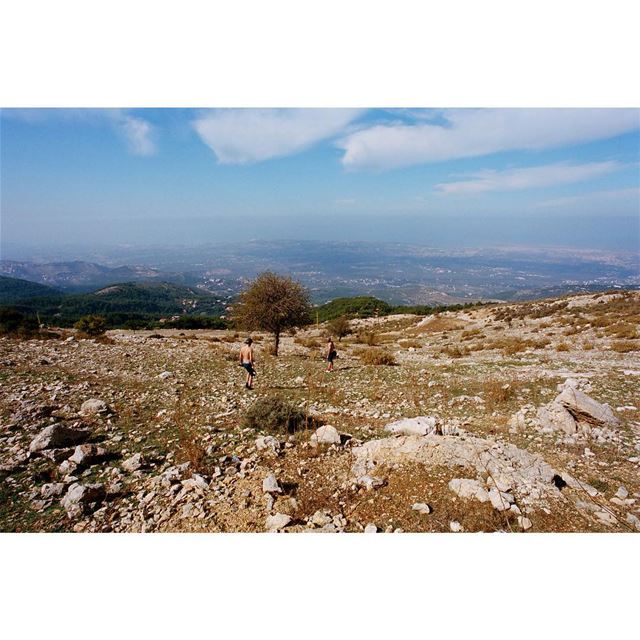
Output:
[{"xmin": 243, "ymin": 395, "xmax": 312, "ymax": 434}]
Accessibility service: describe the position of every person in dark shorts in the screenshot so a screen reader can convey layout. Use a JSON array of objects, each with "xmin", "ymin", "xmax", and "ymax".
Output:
[
  {"xmin": 239, "ymin": 337, "xmax": 256, "ymax": 389},
  {"xmin": 325, "ymin": 337, "xmax": 337, "ymax": 372}
]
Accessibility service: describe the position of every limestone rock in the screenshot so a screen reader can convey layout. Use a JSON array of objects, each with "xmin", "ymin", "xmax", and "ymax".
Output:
[
  {"xmin": 449, "ymin": 521, "xmax": 463, "ymax": 532},
  {"xmin": 158, "ymin": 371, "xmax": 174, "ymax": 380},
  {"xmin": 356, "ymin": 475, "xmax": 386, "ymax": 490},
  {"xmin": 517, "ymin": 516, "xmax": 533, "ymax": 530},
  {"xmin": 29, "ymin": 423, "xmax": 91, "ymax": 453},
  {"xmin": 615, "ymin": 486, "xmax": 628, "ymax": 500},
  {"xmin": 536, "ymin": 402, "xmax": 577, "ymax": 434},
  {"xmin": 364, "ymin": 523, "xmax": 378, "ymax": 533},
  {"xmin": 384, "ymin": 416, "xmax": 437, "ymax": 437},
  {"xmin": 41, "ymin": 482, "xmax": 66, "ymax": 499},
  {"xmin": 448, "ymin": 478, "xmax": 490, "ymax": 503},
  {"xmin": 310, "ymin": 425, "xmax": 341, "ymax": 445}
]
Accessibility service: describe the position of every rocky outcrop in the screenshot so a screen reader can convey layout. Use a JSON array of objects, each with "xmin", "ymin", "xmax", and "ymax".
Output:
[{"xmin": 29, "ymin": 424, "xmax": 91, "ymax": 453}]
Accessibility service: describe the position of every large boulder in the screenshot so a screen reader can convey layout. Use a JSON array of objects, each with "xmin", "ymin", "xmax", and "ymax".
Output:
[
  {"xmin": 265, "ymin": 513, "xmax": 292, "ymax": 532},
  {"xmin": 29, "ymin": 424, "xmax": 91, "ymax": 453},
  {"xmin": 555, "ymin": 387, "xmax": 619, "ymax": 427},
  {"xmin": 384, "ymin": 416, "xmax": 437, "ymax": 437},
  {"xmin": 122, "ymin": 453, "xmax": 145, "ymax": 473}
]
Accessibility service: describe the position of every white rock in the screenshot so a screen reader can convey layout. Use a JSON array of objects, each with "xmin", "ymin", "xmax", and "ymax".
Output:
[
  {"xmin": 411, "ymin": 502, "xmax": 432, "ymax": 515},
  {"xmin": 310, "ymin": 425, "xmax": 341, "ymax": 445},
  {"xmin": 29, "ymin": 424, "xmax": 91, "ymax": 453},
  {"xmin": 255, "ymin": 435, "xmax": 281, "ymax": 454},
  {"xmin": 448, "ymin": 478, "xmax": 490, "ymax": 503},
  {"xmin": 449, "ymin": 521, "xmax": 463, "ymax": 532},
  {"xmin": 265, "ymin": 513, "xmax": 291, "ymax": 531},
  {"xmin": 61, "ymin": 483, "xmax": 106, "ymax": 517},
  {"xmin": 262, "ymin": 473, "xmax": 282, "ymax": 494},
  {"xmin": 158, "ymin": 371, "xmax": 174, "ymax": 380},
  {"xmin": 488, "ymin": 488, "xmax": 514, "ymax": 511},
  {"xmin": 364, "ymin": 524, "xmax": 378, "ymax": 533},
  {"xmin": 517, "ymin": 516, "xmax": 533, "ymax": 530},
  {"xmin": 40, "ymin": 482, "xmax": 66, "ymax": 499},
  {"xmin": 356, "ymin": 475, "xmax": 386, "ymax": 490},
  {"xmin": 536, "ymin": 402, "xmax": 577, "ymax": 434},
  {"xmin": 310, "ymin": 510, "xmax": 333, "ymax": 527},
  {"xmin": 80, "ymin": 398, "xmax": 110, "ymax": 415},
  {"xmin": 384, "ymin": 416, "xmax": 437, "ymax": 437},
  {"xmin": 626, "ymin": 513, "xmax": 640, "ymax": 531},
  {"xmin": 69, "ymin": 443, "xmax": 108, "ymax": 467}
]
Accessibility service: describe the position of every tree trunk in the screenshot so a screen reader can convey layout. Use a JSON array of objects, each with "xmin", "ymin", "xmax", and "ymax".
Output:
[{"xmin": 274, "ymin": 330, "xmax": 280, "ymax": 357}]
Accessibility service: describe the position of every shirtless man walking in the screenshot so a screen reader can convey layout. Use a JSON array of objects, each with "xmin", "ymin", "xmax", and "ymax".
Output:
[{"xmin": 239, "ymin": 337, "xmax": 256, "ymax": 389}]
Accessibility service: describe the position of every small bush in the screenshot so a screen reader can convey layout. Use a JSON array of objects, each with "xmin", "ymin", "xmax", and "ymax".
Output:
[
  {"xmin": 243, "ymin": 395, "xmax": 313, "ymax": 434},
  {"xmin": 399, "ymin": 339, "xmax": 422, "ymax": 349},
  {"xmin": 356, "ymin": 330, "xmax": 379, "ymax": 346},
  {"xmin": 294, "ymin": 336, "xmax": 321, "ymax": 349},
  {"xmin": 582, "ymin": 340, "xmax": 594, "ymax": 351},
  {"xmin": 327, "ymin": 316, "xmax": 352, "ymax": 341},
  {"xmin": 74, "ymin": 315, "xmax": 107, "ymax": 337},
  {"xmin": 356, "ymin": 348, "xmax": 397, "ymax": 366},
  {"xmin": 440, "ymin": 344, "xmax": 469, "ymax": 358},
  {"xmin": 556, "ymin": 342, "xmax": 570, "ymax": 352}
]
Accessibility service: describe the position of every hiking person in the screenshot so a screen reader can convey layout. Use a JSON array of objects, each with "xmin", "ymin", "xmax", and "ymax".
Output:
[
  {"xmin": 239, "ymin": 337, "xmax": 256, "ymax": 389},
  {"xmin": 325, "ymin": 336, "xmax": 337, "ymax": 372}
]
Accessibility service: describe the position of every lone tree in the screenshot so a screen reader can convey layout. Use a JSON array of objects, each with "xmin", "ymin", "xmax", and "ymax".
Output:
[
  {"xmin": 232, "ymin": 272, "xmax": 311, "ymax": 356},
  {"xmin": 327, "ymin": 316, "xmax": 351, "ymax": 341}
]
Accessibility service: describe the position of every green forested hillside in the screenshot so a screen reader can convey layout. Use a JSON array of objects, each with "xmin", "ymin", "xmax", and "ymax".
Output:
[{"xmin": 0, "ymin": 276, "xmax": 62, "ymax": 303}]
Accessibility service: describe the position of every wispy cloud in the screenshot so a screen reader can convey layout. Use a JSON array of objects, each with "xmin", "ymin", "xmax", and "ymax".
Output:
[
  {"xmin": 338, "ymin": 109, "xmax": 640, "ymax": 171},
  {"xmin": 535, "ymin": 187, "xmax": 640, "ymax": 213},
  {"xmin": 0, "ymin": 108, "xmax": 156, "ymax": 156},
  {"xmin": 192, "ymin": 108, "xmax": 363, "ymax": 164},
  {"xmin": 436, "ymin": 161, "xmax": 623, "ymax": 194}
]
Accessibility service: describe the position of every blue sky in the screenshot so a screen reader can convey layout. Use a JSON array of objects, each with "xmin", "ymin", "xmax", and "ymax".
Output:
[{"xmin": 1, "ymin": 108, "xmax": 639, "ymax": 251}]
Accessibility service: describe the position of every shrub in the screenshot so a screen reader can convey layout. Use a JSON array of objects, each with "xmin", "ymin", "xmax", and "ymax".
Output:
[
  {"xmin": 243, "ymin": 395, "xmax": 312, "ymax": 434},
  {"xmin": 483, "ymin": 380, "xmax": 516, "ymax": 410},
  {"xmin": 74, "ymin": 315, "xmax": 107, "ymax": 337},
  {"xmin": 582, "ymin": 340, "xmax": 594, "ymax": 350},
  {"xmin": 440, "ymin": 344, "xmax": 468, "ymax": 358},
  {"xmin": 556, "ymin": 342, "xmax": 570, "ymax": 352},
  {"xmin": 356, "ymin": 348, "xmax": 397, "ymax": 366},
  {"xmin": 356, "ymin": 330, "xmax": 379, "ymax": 346},
  {"xmin": 399, "ymin": 339, "xmax": 422, "ymax": 349},
  {"xmin": 294, "ymin": 336, "xmax": 321, "ymax": 349}
]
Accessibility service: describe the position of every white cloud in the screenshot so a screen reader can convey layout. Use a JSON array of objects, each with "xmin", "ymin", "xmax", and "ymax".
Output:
[
  {"xmin": 0, "ymin": 108, "xmax": 156, "ymax": 156},
  {"xmin": 535, "ymin": 187, "xmax": 640, "ymax": 214},
  {"xmin": 192, "ymin": 108, "xmax": 363, "ymax": 164},
  {"xmin": 436, "ymin": 161, "xmax": 623, "ymax": 194},
  {"xmin": 338, "ymin": 109, "xmax": 640, "ymax": 170},
  {"xmin": 111, "ymin": 112, "xmax": 156, "ymax": 156}
]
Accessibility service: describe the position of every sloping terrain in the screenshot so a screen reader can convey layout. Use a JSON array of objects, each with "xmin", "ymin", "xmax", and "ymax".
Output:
[{"xmin": 1, "ymin": 290, "xmax": 638, "ymax": 532}]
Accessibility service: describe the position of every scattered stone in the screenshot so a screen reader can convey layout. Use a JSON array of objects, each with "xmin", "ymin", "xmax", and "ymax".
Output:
[
  {"xmin": 536, "ymin": 402, "xmax": 577, "ymax": 434},
  {"xmin": 615, "ymin": 486, "xmax": 629, "ymax": 500},
  {"xmin": 262, "ymin": 473, "xmax": 282, "ymax": 494},
  {"xmin": 364, "ymin": 523, "xmax": 378, "ymax": 533},
  {"xmin": 158, "ymin": 371, "xmax": 174, "ymax": 380},
  {"xmin": 41, "ymin": 482, "xmax": 66, "ymax": 499},
  {"xmin": 69, "ymin": 443, "xmax": 108, "ymax": 467},
  {"xmin": 80, "ymin": 398, "xmax": 110, "ymax": 416},
  {"xmin": 29, "ymin": 423, "xmax": 91, "ymax": 453},
  {"xmin": 626, "ymin": 513, "xmax": 640, "ymax": 531},
  {"xmin": 356, "ymin": 475, "xmax": 387, "ymax": 490},
  {"xmin": 556, "ymin": 387, "xmax": 620, "ymax": 428},
  {"xmin": 265, "ymin": 513, "xmax": 292, "ymax": 532},
  {"xmin": 517, "ymin": 516, "xmax": 533, "ymax": 530},
  {"xmin": 310, "ymin": 424, "xmax": 341, "ymax": 445},
  {"xmin": 122, "ymin": 453, "xmax": 145, "ymax": 473},
  {"xmin": 255, "ymin": 435, "xmax": 281, "ymax": 454},
  {"xmin": 449, "ymin": 521, "xmax": 463, "ymax": 532},
  {"xmin": 411, "ymin": 502, "xmax": 431, "ymax": 515},
  {"xmin": 309, "ymin": 510, "xmax": 333, "ymax": 527},
  {"xmin": 61, "ymin": 483, "xmax": 106, "ymax": 517}
]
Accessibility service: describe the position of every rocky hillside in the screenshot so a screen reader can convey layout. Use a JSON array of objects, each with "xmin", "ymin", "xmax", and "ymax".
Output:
[{"xmin": 1, "ymin": 290, "xmax": 639, "ymax": 532}]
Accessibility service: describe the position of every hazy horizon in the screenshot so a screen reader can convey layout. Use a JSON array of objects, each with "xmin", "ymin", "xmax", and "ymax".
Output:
[{"xmin": 2, "ymin": 108, "xmax": 639, "ymax": 259}]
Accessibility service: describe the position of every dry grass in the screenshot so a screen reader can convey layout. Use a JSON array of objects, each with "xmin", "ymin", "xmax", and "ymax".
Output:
[
  {"xmin": 294, "ymin": 336, "xmax": 321, "ymax": 349},
  {"xmin": 399, "ymin": 339, "xmax": 423, "ymax": 349},
  {"xmin": 556, "ymin": 342, "xmax": 570, "ymax": 352},
  {"xmin": 582, "ymin": 340, "xmax": 594, "ymax": 351},
  {"xmin": 440, "ymin": 344, "xmax": 469, "ymax": 358},
  {"xmin": 611, "ymin": 340, "xmax": 639, "ymax": 353},
  {"xmin": 413, "ymin": 317, "xmax": 465, "ymax": 334},
  {"xmin": 354, "ymin": 347, "xmax": 397, "ymax": 366}
]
